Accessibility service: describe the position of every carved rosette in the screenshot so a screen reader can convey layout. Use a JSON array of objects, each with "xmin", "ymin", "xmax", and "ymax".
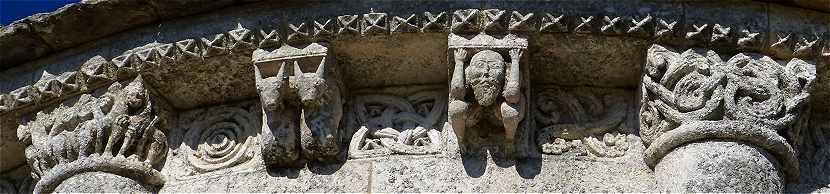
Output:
[
  {"xmin": 640, "ymin": 44, "xmax": 816, "ymax": 181},
  {"xmin": 347, "ymin": 90, "xmax": 447, "ymax": 158},
  {"xmin": 181, "ymin": 104, "xmax": 259, "ymax": 173},
  {"xmin": 16, "ymin": 76, "xmax": 167, "ymax": 193}
]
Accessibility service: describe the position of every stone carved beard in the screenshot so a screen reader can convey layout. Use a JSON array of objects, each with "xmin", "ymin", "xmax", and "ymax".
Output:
[{"xmin": 465, "ymin": 50, "xmax": 505, "ymax": 106}]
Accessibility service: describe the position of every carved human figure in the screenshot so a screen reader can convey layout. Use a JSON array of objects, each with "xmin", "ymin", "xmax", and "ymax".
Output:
[
  {"xmin": 102, "ymin": 77, "xmax": 160, "ymax": 159},
  {"xmin": 17, "ymin": 76, "xmax": 167, "ymax": 193},
  {"xmin": 448, "ymin": 48, "xmax": 525, "ymax": 154},
  {"xmin": 76, "ymin": 94, "xmax": 111, "ymax": 157}
]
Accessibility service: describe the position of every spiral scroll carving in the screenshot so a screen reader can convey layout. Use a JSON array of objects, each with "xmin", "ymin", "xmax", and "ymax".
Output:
[
  {"xmin": 722, "ymin": 55, "xmax": 816, "ymax": 132},
  {"xmin": 640, "ymin": 44, "xmax": 816, "ymax": 181},
  {"xmin": 184, "ymin": 106, "xmax": 258, "ymax": 173},
  {"xmin": 640, "ymin": 45, "xmax": 726, "ymax": 145},
  {"xmin": 641, "ymin": 45, "xmax": 815, "ymax": 144}
]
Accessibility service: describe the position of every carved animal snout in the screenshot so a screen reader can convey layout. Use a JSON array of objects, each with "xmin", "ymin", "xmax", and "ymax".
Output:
[{"xmin": 256, "ymin": 78, "xmax": 286, "ymax": 111}]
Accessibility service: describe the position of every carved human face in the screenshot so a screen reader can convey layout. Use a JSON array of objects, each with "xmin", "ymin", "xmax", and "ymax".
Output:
[
  {"xmin": 124, "ymin": 82, "xmax": 147, "ymax": 110},
  {"xmin": 465, "ymin": 50, "xmax": 505, "ymax": 106}
]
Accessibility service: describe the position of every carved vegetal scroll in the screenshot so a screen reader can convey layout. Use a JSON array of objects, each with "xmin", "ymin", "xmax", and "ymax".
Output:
[
  {"xmin": 535, "ymin": 87, "xmax": 630, "ymax": 157},
  {"xmin": 447, "ymin": 12, "xmax": 531, "ymax": 156},
  {"xmin": 347, "ymin": 89, "xmax": 446, "ymax": 158},
  {"xmin": 640, "ymin": 44, "xmax": 816, "ymax": 181},
  {"xmin": 16, "ymin": 76, "xmax": 167, "ymax": 193},
  {"xmin": 253, "ymin": 42, "xmax": 345, "ymax": 167}
]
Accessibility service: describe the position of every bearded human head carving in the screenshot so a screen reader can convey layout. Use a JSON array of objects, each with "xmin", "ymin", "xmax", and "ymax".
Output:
[
  {"xmin": 447, "ymin": 36, "xmax": 529, "ymax": 159},
  {"xmin": 465, "ymin": 50, "xmax": 505, "ymax": 106}
]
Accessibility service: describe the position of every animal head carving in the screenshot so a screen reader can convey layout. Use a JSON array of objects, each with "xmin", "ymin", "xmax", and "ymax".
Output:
[
  {"xmin": 290, "ymin": 57, "xmax": 330, "ymax": 107},
  {"xmin": 255, "ymin": 62, "xmax": 287, "ymax": 111}
]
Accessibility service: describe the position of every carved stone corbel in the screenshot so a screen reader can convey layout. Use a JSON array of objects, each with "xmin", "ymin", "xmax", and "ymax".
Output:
[
  {"xmin": 16, "ymin": 76, "xmax": 168, "ymax": 193},
  {"xmin": 253, "ymin": 42, "xmax": 345, "ymax": 167},
  {"xmin": 640, "ymin": 44, "xmax": 816, "ymax": 192},
  {"xmin": 446, "ymin": 32, "xmax": 531, "ymax": 158}
]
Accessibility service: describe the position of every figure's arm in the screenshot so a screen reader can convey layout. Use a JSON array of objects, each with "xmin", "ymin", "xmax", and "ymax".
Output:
[
  {"xmin": 105, "ymin": 114, "xmax": 128, "ymax": 154},
  {"xmin": 504, "ymin": 49, "xmax": 522, "ymax": 104},
  {"xmin": 450, "ymin": 48, "xmax": 467, "ymax": 101},
  {"xmin": 449, "ymin": 48, "xmax": 469, "ymax": 142},
  {"xmin": 500, "ymin": 93, "xmax": 525, "ymax": 145},
  {"xmin": 448, "ymin": 100, "xmax": 469, "ymax": 142}
]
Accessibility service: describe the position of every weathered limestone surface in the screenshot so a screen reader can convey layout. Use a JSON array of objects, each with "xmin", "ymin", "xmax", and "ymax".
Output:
[
  {"xmin": 655, "ymin": 141, "xmax": 784, "ymax": 193},
  {"xmin": 0, "ymin": 0, "xmax": 828, "ymax": 193}
]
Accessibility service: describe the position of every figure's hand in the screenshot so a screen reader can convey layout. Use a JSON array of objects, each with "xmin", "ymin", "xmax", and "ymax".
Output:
[
  {"xmin": 504, "ymin": 49, "xmax": 523, "ymax": 103},
  {"xmin": 509, "ymin": 48, "xmax": 523, "ymax": 62},
  {"xmin": 454, "ymin": 48, "xmax": 467, "ymax": 63},
  {"xmin": 450, "ymin": 48, "xmax": 468, "ymax": 100}
]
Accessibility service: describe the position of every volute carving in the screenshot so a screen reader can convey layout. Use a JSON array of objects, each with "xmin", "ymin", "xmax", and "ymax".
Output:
[
  {"xmin": 180, "ymin": 103, "xmax": 259, "ymax": 173},
  {"xmin": 640, "ymin": 44, "xmax": 817, "ymax": 181}
]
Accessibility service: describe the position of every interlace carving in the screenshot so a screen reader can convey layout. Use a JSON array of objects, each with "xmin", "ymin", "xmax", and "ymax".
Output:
[
  {"xmin": 640, "ymin": 44, "xmax": 816, "ymax": 181},
  {"xmin": 347, "ymin": 90, "xmax": 446, "ymax": 158},
  {"xmin": 2, "ymin": 9, "xmax": 824, "ymax": 117}
]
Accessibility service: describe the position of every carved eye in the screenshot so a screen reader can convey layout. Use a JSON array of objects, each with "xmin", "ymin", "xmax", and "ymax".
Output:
[{"xmin": 489, "ymin": 62, "xmax": 503, "ymax": 69}]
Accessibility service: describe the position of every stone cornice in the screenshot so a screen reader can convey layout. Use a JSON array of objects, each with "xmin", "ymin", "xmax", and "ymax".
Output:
[
  {"xmin": 0, "ymin": 1, "xmax": 827, "ymax": 71},
  {"xmin": 1, "ymin": 4, "xmax": 828, "ymax": 117}
]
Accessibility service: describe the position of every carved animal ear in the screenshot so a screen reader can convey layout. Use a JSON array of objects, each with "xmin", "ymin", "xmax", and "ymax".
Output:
[
  {"xmin": 315, "ymin": 56, "xmax": 326, "ymax": 76},
  {"xmin": 276, "ymin": 62, "xmax": 286, "ymax": 79},
  {"xmin": 253, "ymin": 65, "xmax": 262, "ymax": 80},
  {"xmin": 293, "ymin": 60, "xmax": 303, "ymax": 76}
]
